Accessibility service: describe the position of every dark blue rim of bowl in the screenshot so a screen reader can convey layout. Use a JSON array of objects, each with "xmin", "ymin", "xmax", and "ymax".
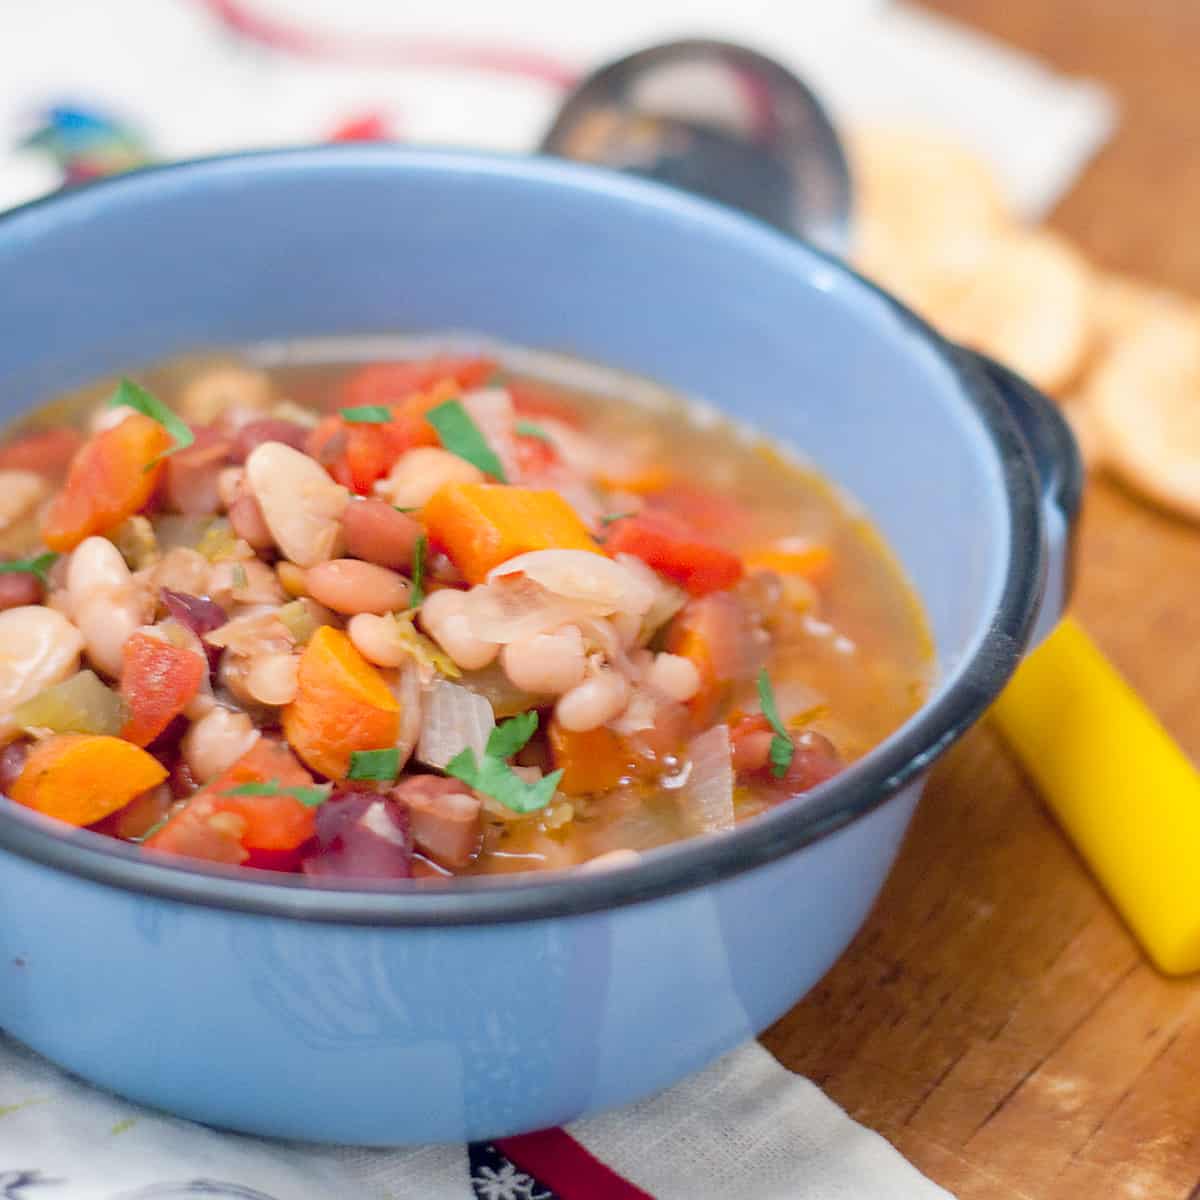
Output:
[{"xmin": 0, "ymin": 146, "xmax": 1046, "ymax": 926}]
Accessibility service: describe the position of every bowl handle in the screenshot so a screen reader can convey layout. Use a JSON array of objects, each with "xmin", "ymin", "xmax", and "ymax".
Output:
[{"xmin": 963, "ymin": 351, "xmax": 1084, "ymax": 647}]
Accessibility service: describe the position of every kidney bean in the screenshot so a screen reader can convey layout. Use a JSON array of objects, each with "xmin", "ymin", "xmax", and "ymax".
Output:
[
  {"xmin": 230, "ymin": 419, "xmax": 310, "ymax": 464},
  {"xmin": 302, "ymin": 789, "xmax": 413, "ymax": 880},
  {"xmin": 341, "ymin": 499, "xmax": 421, "ymax": 570},
  {"xmin": 0, "ymin": 571, "xmax": 41, "ymax": 611}
]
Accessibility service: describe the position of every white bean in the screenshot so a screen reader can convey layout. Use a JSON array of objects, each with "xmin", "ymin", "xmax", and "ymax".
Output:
[
  {"xmin": 501, "ymin": 625, "xmax": 586, "ymax": 695},
  {"xmin": 377, "ymin": 447, "xmax": 484, "ymax": 509},
  {"xmin": 67, "ymin": 537, "xmax": 148, "ymax": 676},
  {"xmin": 0, "ymin": 607, "xmax": 84, "ymax": 734},
  {"xmin": 67, "ymin": 536, "xmax": 130, "ymax": 601},
  {"xmin": 347, "ymin": 613, "xmax": 408, "ymax": 668},
  {"xmin": 0, "ymin": 470, "xmax": 47, "ymax": 532},
  {"xmin": 179, "ymin": 364, "xmax": 272, "ymax": 426},
  {"xmin": 647, "ymin": 652, "xmax": 702, "ymax": 703},
  {"xmin": 182, "ymin": 707, "xmax": 260, "ymax": 783},
  {"xmin": 245, "ymin": 442, "xmax": 348, "ymax": 567},
  {"xmin": 244, "ymin": 653, "xmax": 300, "ymax": 706},
  {"xmin": 555, "ymin": 669, "xmax": 630, "ymax": 732},
  {"xmin": 419, "ymin": 588, "xmax": 498, "ymax": 671}
]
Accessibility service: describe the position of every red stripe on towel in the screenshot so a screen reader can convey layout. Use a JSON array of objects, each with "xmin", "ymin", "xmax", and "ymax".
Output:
[{"xmin": 496, "ymin": 1128, "xmax": 654, "ymax": 1200}]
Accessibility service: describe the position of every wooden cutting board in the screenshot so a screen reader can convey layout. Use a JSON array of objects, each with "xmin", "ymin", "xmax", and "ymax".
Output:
[{"xmin": 763, "ymin": 3, "xmax": 1200, "ymax": 1196}]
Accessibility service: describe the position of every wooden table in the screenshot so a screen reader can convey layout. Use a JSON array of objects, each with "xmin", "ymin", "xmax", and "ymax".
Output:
[{"xmin": 761, "ymin": 3, "xmax": 1200, "ymax": 1196}]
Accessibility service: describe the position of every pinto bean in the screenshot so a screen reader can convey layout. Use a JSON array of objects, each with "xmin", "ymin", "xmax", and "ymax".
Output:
[
  {"xmin": 341, "ymin": 499, "xmax": 421, "ymax": 569},
  {"xmin": 227, "ymin": 489, "xmax": 274, "ymax": 551},
  {"xmin": 304, "ymin": 559, "xmax": 411, "ymax": 615}
]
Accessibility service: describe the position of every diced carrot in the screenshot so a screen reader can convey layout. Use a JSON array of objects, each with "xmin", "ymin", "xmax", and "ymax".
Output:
[
  {"xmin": 12, "ymin": 734, "xmax": 168, "ymax": 826},
  {"xmin": 0, "ymin": 427, "xmax": 84, "ymax": 474},
  {"xmin": 41, "ymin": 414, "xmax": 174, "ymax": 551},
  {"xmin": 119, "ymin": 633, "xmax": 206, "ymax": 747},
  {"xmin": 144, "ymin": 738, "xmax": 317, "ymax": 864},
  {"xmin": 549, "ymin": 723, "xmax": 632, "ymax": 796},
  {"xmin": 423, "ymin": 482, "xmax": 600, "ymax": 584},
  {"xmin": 744, "ymin": 541, "xmax": 832, "ymax": 580},
  {"xmin": 605, "ymin": 510, "xmax": 743, "ymax": 596},
  {"xmin": 282, "ymin": 626, "xmax": 401, "ymax": 779}
]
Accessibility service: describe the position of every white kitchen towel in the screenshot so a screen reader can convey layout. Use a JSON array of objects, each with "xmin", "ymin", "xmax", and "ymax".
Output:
[
  {"xmin": 0, "ymin": 0, "xmax": 1114, "ymax": 218},
  {"xmin": 0, "ymin": 2, "xmax": 1115, "ymax": 1196},
  {"xmin": 0, "ymin": 1032, "xmax": 951, "ymax": 1199}
]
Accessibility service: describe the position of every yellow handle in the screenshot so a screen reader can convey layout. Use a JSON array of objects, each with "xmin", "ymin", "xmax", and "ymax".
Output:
[{"xmin": 992, "ymin": 615, "xmax": 1200, "ymax": 975}]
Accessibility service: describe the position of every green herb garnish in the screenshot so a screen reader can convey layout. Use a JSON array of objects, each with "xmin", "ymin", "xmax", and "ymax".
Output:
[
  {"xmin": 223, "ymin": 780, "xmax": 331, "ymax": 808},
  {"xmin": 0, "ymin": 552, "xmax": 58, "ymax": 586},
  {"xmin": 109, "ymin": 378, "xmax": 195, "ymax": 464},
  {"xmin": 600, "ymin": 512, "xmax": 636, "ymax": 527},
  {"xmin": 393, "ymin": 506, "xmax": 419, "ymax": 513},
  {"xmin": 341, "ymin": 405, "xmax": 392, "ymax": 424},
  {"xmin": 410, "ymin": 534, "xmax": 427, "ymax": 609},
  {"xmin": 426, "ymin": 398, "xmax": 507, "ymax": 482},
  {"xmin": 757, "ymin": 669, "xmax": 795, "ymax": 779},
  {"xmin": 347, "ymin": 747, "xmax": 401, "ymax": 783},
  {"xmin": 444, "ymin": 711, "xmax": 561, "ymax": 814},
  {"xmin": 514, "ymin": 420, "xmax": 553, "ymax": 443}
]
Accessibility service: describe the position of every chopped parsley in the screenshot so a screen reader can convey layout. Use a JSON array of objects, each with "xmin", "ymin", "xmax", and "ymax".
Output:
[
  {"xmin": 425, "ymin": 398, "xmax": 507, "ymax": 482},
  {"xmin": 341, "ymin": 405, "xmax": 392, "ymax": 424},
  {"xmin": 0, "ymin": 552, "xmax": 58, "ymax": 586},
  {"xmin": 757, "ymin": 669, "xmax": 795, "ymax": 779},
  {"xmin": 410, "ymin": 533, "xmax": 427, "ymax": 608},
  {"xmin": 514, "ymin": 420, "xmax": 553, "ymax": 443},
  {"xmin": 347, "ymin": 747, "xmax": 401, "ymax": 783},
  {"xmin": 600, "ymin": 511, "xmax": 636, "ymax": 527},
  {"xmin": 223, "ymin": 780, "xmax": 331, "ymax": 808},
  {"xmin": 109, "ymin": 378, "xmax": 195, "ymax": 464},
  {"xmin": 444, "ymin": 710, "xmax": 562, "ymax": 814}
]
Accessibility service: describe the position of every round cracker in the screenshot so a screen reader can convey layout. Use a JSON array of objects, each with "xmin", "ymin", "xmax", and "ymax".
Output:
[
  {"xmin": 849, "ymin": 125, "xmax": 1010, "ymax": 280},
  {"xmin": 922, "ymin": 229, "xmax": 1092, "ymax": 394},
  {"xmin": 1088, "ymin": 310, "xmax": 1200, "ymax": 518}
]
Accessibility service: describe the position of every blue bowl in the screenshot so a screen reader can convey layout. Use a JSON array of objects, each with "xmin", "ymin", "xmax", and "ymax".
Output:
[{"xmin": 0, "ymin": 147, "xmax": 1078, "ymax": 1144}]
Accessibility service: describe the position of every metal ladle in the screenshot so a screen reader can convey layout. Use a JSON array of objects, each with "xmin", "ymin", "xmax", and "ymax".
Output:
[{"xmin": 539, "ymin": 38, "xmax": 852, "ymax": 256}]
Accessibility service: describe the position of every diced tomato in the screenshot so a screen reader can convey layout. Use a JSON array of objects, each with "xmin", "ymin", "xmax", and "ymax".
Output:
[
  {"xmin": 337, "ymin": 357, "xmax": 496, "ymax": 411},
  {"xmin": 514, "ymin": 431, "xmax": 560, "ymax": 476},
  {"xmin": 41, "ymin": 414, "xmax": 174, "ymax": 551},
  {"xmin": 605, "ymin": 509, "xmax": 743, "ymax": 596},
  {"xmin": 507, "ymin": 380, "xmax": 583, "ymax": 429},
  {"xmin": 119, "ymin": 633, "xmax": 207, "ymax": 747},
  {"xmin": 144, "ymin": 739, "xmax": 318, "ymax": 865},
  {"xmin": 0, "ymin": 427, "xmax": 84, "ymax": 474},
  {"xmin": 645, "ymin": 482, "xmax": 749, "ymax": 541}
]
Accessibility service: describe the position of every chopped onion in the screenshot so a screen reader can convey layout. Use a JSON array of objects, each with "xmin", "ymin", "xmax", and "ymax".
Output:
[
  {"xmin": 461, "ymin": 575, "xmax": 597, "ymax": 644},
  {"xmin": 677, "ymin": 724, "xmax": 735, "ymax": 834},
  {"xmin": 488, "ymin": 550, "xmax": 656, "ymax": 616},
  {"xmin": 392, "ymin": 661, "xmax": 422, "ymax": 771},
  {"xmin": 615, "ymin": 554, "xmax": 687, "ymax": 643},
  {"xmin": 417, "ymin": 678, "xmax": 495, "ymax": 770},
  {"xmin": 462, "ymin": 387, "xmax": 520, "ymax": 482}
]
